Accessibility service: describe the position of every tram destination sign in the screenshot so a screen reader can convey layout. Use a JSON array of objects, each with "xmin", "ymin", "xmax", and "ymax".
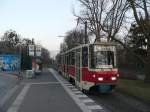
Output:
[{"xmin": 94, "ymin": 45, "xmax": 115, "ymax": 51}]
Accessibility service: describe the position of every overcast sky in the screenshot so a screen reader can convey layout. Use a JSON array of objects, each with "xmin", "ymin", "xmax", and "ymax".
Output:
[{"xmin": 0, "ymin": 0, "xmax": 79, "ymax": 57}]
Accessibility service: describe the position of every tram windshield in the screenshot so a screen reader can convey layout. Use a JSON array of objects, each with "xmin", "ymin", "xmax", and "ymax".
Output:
[{"xmin": 89, "ymin": 45, "xmax": 115, "ymax": 69}]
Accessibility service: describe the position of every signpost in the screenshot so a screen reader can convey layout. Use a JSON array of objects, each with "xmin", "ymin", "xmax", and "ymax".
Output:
[
  {"xmin": 28, "ymin": 45, "xmax": 41, "ymax": 57},
  {"xmin": 29, "ymin": 45, "xmax": 35, "ymax": 56},
  {"xmin": 28, "ymin": 44, "xmax": 42, "ymax": 72},
  {"xmin": 36, "ymin": 45, "xmax": 41, "ymax": 57}
]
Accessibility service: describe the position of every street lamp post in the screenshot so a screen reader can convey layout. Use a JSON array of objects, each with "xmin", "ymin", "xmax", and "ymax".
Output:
[
  {"xmin": 84, "ymin": 20, "xmax": 88, "ymax": 44},
  {"xmin": 16, "ymin": 43, "xmax": 22, "ymax": 79},
  {"xmin": 76, "ymin": 17, "xmax": 88, "ymax": 44}
]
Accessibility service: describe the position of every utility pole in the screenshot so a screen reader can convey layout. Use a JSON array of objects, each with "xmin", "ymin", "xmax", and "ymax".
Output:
[{"xmin": 84, "ymin": 21, "xmax": 88, "ymax": 44}]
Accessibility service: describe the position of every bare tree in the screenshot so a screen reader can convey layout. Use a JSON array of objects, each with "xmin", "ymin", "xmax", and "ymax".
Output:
[
  {"xmin": 76, "ymin": 0, "xmax": 129, "ymax": 42},
  {"xmin": 64, "ymin": 29, "xmax": 89, "ymax": 49},
  {"xmin": 102, "ymin": 0, "xmax": 129, "ymax": 41},
  {"xmin": 60, "ymin": 43, "xmax": 67, "ymax": 53}
]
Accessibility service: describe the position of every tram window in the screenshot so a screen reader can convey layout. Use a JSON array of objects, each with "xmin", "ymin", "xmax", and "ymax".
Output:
[
  {"xmin": 67, "ymin": 53, "xmax": 71, "ymax": 65},
  {"xmin": 69, "ymin": 52, "xmax": 73, "ymax": 65},
  {"xmin": 66, "ymin": 54, "xmax": 69, "ymax": 64},
  {"xmin": 58, "ymin": 55, "xmax": 61, "ymax": 64},
  {"xmin": 89, "ymin": 45, "xmax": 95, "ymax": 68},
  {"xmin": 66, "ymin": 52, "xmax": 75, "ymax": 65},
  {"xmin": 65, "ymin": 55, "xmax": 67, "ymax": 64},
  {"xmin": 61, "ymin": 56, "xmax": 62, "ymax": 64},
  {"xmin": 71, "ymin": 52, "xmax": 75, "ymax": 65},
  {"xmin": 89, "ymin": 45, "xmax": 115, "ymax": 68},
  {"xmin": 70, "ymin": 52, "xmax": 72, "ymax": 65},
  {"xmin": 63, "ymin": 55, "xmax": 65, "ymax": 64},
  {"xmin": 82, "ymin": 47, "xmax": 88, "ymax": 67},
  {"xmin": 67, "ymin": 55, "xmax": 69, "ymax": 65},
  {"xmin": 62, "ymin": 56, "xmax": 64, "ymax": 64}
]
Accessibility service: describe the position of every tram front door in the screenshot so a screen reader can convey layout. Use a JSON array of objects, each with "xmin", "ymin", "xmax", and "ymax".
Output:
[{"xmin": 75, "ymin": 49, "xmax": 81, "ymax": 87}]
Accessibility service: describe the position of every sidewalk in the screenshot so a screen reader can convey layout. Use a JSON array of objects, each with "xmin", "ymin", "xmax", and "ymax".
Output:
[{"xmin": 0, "ymin": 72, "xmax": 19, "ymax": 103}]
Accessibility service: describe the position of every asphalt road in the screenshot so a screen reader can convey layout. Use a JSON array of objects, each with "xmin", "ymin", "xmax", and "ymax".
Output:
[
  {"xmin": 4, "ymin": 69, "xmax": 106, "ymax": 112},
  {"xmin": 0, "ymin": 73, "xmax": 19, "ymax": 101},
  {"xmin": 6, "ymin": 69, "xmax": 83, "ymax": 112},
  {"xmin": 88, "ymin": 87, "xmax": 150, "ymax": 112},
  {"xmin": 4, "ymin": 68, "xmax": 148, "ymax": 112}
]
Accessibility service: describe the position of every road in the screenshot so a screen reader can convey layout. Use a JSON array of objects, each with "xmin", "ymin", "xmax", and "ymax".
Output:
[
  {"xmin": 2, "ymin": 69, "xmax": 105, "ymax": 112},
  {"xmin": 0, "ymin": 73, "xmax": 19, "ymax": 103},
  {"xmin": 88, "ymin": 92, "xmax": 150, "ymax": 112},
  {"xmin": 1, "ymin": 68, "xmax": 150, "ymax": 112}
]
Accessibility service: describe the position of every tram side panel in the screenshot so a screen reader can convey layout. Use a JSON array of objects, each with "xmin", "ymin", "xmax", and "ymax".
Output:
[{"xmin": 68, "ymin": 65, "xmax": 75, "ymax": 78}]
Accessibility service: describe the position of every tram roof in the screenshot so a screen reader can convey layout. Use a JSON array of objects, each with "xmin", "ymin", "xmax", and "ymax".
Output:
[{"xmin": 60, "ymin": 42, "xmax": 116, "ymax": 55}]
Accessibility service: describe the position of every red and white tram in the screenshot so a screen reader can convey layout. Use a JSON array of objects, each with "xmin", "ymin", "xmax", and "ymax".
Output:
[{"xmin": 57, "ymin": 43, "xmax": 119, "ymax": 93}]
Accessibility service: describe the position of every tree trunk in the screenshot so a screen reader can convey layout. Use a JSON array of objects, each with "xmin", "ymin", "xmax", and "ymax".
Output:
[
  {"xmin": 144, "ymin": 62, "xmax": 150, "ymax": 83},
  {"xmin": 94, "ymin": 37, "xmax": 101, "ymax": 43},
  {"xmin": 144, "ymin": 36, "xmax": 150, "ymax": 82},
  {"xmin": 94, "ymin": 32, "xmax": 101, "ymax": 43}
]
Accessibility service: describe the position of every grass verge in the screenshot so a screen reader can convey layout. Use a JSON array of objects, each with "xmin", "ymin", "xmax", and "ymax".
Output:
[{"xmin": 116, "ymin": 79, "xmax": 150, "ymax": 103}]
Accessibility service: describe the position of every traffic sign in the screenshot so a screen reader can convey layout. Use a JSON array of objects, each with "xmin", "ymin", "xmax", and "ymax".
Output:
[
  {"xmin": 36, "ymin": 45, "xmax": 41, "ymax": 57},
  {"xmin": 29, "ymin": 45, "xmax": 35, "ymax": 56}
]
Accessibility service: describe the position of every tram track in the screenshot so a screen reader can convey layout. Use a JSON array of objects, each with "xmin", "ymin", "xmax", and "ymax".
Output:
[
  {"xmin": 54, "ymin": 68, "xmax": 150, "ymax": 112},
  {"xmin": 87, "ymin": 91, "xmax": 150, "ymax": 112}
]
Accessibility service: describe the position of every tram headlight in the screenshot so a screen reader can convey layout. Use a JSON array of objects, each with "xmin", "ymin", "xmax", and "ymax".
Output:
[
  {"xmin": 111, "ymin": 77, "xmax": 117, "ymax": 81},
  {"xmin": 98, "ymin": 77, "xmax": 103, "ymax": 81},
  {"xmin": 117, "ymin": 74, "xmax": 120, "ymax": 77},
  {"xmin": 93, "ymin": 74, "xmax": 96, "ymax": 78}
]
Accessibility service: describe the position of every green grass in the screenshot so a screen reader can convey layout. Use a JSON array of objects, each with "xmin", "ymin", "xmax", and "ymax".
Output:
[{"xmin": 116, "ymin": 79, "xmax": 150, "ymax": 102}]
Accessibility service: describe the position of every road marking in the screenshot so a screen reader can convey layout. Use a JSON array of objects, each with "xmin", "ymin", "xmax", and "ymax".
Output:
[
  {"xmin": 71, "ymin": 88, "xmax": 78, "ymax": 91},
  {"xmin": 76, "ymin": 94, "xmax": 88, "ymax": 98},
  {"xmin": 88, "ymin": 105, "xmax": 103, "ymax": 110},
  {"xmin": 49, "ymin": 69, "xmax": 105, "ymax": 112},
  {"xmin": 49, "ymin": 68, "xmax": 92, "ymax": 112},
  {"xmin": 67, "ymin": 85, "xmax": 74, "ymax": 88},
  {"xmin": 82, "ymin": 99, "xmax": 95, "ymax": 103},
  {"xmin": 21, "ymin": 82, "xmax": 60, "ymax": 85},
  {"xmin": 7, "ymin": 84, "xmax": 31, "ymax": 112},
  {"xmin": 74, "ymin": 91, "xmax": 82, "ymax": 94},
  {"xmin": 0, "ymin": 85, "xmax": 19, "ymax": 108},
  {"xmin": 65, "ymin": 83, "xmax": 73, "ymax": 86}
]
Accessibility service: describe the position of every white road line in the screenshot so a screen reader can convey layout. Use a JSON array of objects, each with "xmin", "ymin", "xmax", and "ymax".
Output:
[
  {"xmin": 67, "ymin": 85, "xmax": 74, "ymax": 88},
  {"xmin": 82, "ymin": 99, "xmax": 95, "ymax": 103},
  {"xmin": 71, "ymin": 88, "xmax": 78, "ymax": 91},
  {"xmin": 65, "ymin": 83, "xmax": 73, "ymax": 86},
  {"xmin": 88, "ymin": 105, "xmax": 103, "ymax": 110},
  {"xmin": 76, "ymin": 94, "xmax": 88, "ymax": 98},
  {"xmin": 0, "ymin": 85, "xmax": 19, "ymax": 108},
  {"xmin": 74, "ymin": 91, "xmax": 82, "ymax": 94},
  {"xmin": 21, "ymin": 82, "xmax": 60, "ymax": 85},
  {"xmin": 49, "ymin": 68, "xmax": 92, "ymax": 112},
  {"xmin": 7, "ymin": 84, "xmax": 31, "ymax": 112}
]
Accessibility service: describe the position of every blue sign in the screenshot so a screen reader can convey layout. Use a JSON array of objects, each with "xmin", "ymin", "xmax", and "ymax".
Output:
[{"xmin": 0, "ymin": 55, "xmax": 21, "ymax": 71}]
